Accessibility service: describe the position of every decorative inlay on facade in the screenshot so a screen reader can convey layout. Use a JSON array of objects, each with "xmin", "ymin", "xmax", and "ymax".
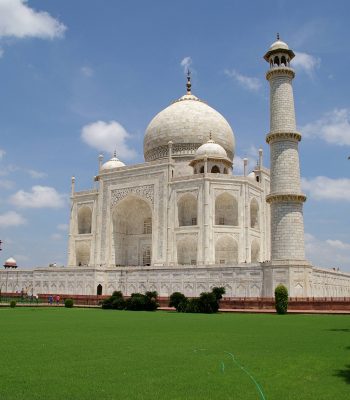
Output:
[
  {"xmin": 111, "ymin": 184, "xmax": 154, "ymax": 206},
  {"xmin": 266, "ymin": 193, "xmax": 307, "ymax": 204},
  {"xmin": 266, "ymin": 132, "xmax": 302, "ymax": 144}
]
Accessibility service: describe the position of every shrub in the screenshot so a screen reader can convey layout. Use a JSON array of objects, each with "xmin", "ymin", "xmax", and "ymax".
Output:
[
  {"xmin": 64, "ymin": 298, "xmax": 74, "ymax": 308},
  {"xmin": 275, "ymin": 284, "xmax": 288, "ymax": 314},
  {"xmin": 112, "ymin": 291, "xmax": 123, "ymax": 298},
  {"xmin": 112, "ymin": 297, "xmax": 126, "ymax": 310},
  {"xmin": 198, "ymin": 292, "xmax": 218, "ymax": 313},
  {"xmin": 177, "ymin": 299, "xmax": 189, "ymax": 313},
  {"xmin": 125, "ymin": 293, "xmax": 146, "ymax": 311},
  {"xmin": 169, "ymin": 292, "xmax": 187, "ymax": 310},
  {"xmin": 10, "ymin": 300, "xmax": 16, "ymax": 308},
  {"xmin": 212, "ymin": 287, "xmax": 225, "ymax": 301},
  {"xmin": 173, "ymin": 287, "xmax": 225, "ymax": 314},
  {"xmin": 144, "ymin": 291, "xmax": 159, "ymax": 311},
  {"xmin": 185, "ymin": 298, "xmax": 201, "ymax": 313}
]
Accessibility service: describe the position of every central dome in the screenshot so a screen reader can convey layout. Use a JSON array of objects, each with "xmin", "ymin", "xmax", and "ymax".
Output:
[{"xmin": 143, "ymin": 90, "xmax": 235, "ymax": 162}]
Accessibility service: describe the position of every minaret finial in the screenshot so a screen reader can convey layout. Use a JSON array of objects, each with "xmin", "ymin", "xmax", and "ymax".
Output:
[
  {"xmin": 186, "ymin": 69, "xmax": 191, "ymax": 95},
  {"xmin": 209, "ymin": 131, "xmax": 212, "ymax": 141},
  {"xmin": 113, "ymin": 149, "xmax": 117, "ymax": 158},
  {"xmin": 277, "ymin": 32, "xmax": 280, "ymax": 40}
]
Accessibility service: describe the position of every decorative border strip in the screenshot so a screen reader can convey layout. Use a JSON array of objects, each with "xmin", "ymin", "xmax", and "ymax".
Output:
[
  {"xmin": 266, "ymin": 131, "xmax": 302, "ymax": 144},
  {"xmin": 266, "ymin": 68, "xmax": 295, "ymax": 80},
  {"xmin": 266, "ymin": 193, "xmax": 307, "ymax": 204},
  {"xmin": 111, "ymin": 184, "xmax": 154, "ymax": 206},
  {"xmin": 145, "ymin": 143, "xmax": 234, "ymax": 162}
]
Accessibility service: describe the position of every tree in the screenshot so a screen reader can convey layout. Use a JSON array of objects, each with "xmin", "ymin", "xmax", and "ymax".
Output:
[{"xmin": 274, "ymin": 284, "xmax": 288, "ymax": 314}]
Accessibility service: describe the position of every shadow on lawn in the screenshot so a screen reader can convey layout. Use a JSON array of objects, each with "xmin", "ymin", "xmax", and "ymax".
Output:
[
  {"xmin": 328, "ymin": 328, "xmax": 350, "ymax": 332},
  {"xmin": 334, "ymin": 365, "xmax": 350, "ymax": 384}
]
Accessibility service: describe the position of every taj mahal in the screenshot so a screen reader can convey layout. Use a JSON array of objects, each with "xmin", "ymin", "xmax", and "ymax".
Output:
[{"xmin": 2, "ymin": 37, "xmax": 350, "ymax": 298}]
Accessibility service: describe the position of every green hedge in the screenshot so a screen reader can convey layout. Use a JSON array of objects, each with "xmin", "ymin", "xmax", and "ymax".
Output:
[
  {"xmin": 102, "ymin": 291, "xmax": 159, "ymax": 311},
  {"xmin": 169, "ymin": 287, "xmax": 225, "ymax": 314}
]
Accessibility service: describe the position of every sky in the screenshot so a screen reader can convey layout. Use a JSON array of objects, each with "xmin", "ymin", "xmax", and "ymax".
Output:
[{"xmin": 0, "ymin": 0, "xmax": 349, "ymax": 271}]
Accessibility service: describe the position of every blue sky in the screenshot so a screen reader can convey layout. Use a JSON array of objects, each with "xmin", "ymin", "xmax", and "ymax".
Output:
[{"xmin": 0, "ymin": 0, "xmax": 349, "ymax": 271}]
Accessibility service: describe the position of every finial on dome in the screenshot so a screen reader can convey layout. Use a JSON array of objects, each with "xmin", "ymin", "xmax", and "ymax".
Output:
[
  {"xmin": 209, "ymin": 131, "xmax": 212, "ymax": 141},
  {"xmin": 113, "ymin": 149, "xmax": 117, "ymax": 158},
  {"xmin": 277, "ymin": 32, "xmax": 280, "ymax": 40},
  {"xmin": 186, "ymin": 69, "xmax": 191, "ymax": 95}
]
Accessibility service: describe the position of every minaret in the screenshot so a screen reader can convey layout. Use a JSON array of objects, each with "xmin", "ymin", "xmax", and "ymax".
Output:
[{"xmin": 264, "ymin": 35, "xmax": 307, "ymax": 262}]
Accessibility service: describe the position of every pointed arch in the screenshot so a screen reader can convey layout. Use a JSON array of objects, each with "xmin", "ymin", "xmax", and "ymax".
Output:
[
  {"xmin": 177, "ymin": 193, "xmax": 197, "ymax": 226},
  {"xmin": 215, "ymin": 193, "xmax": 238, "ymax": 226},
  {"xmin": 177, "ymin": 236, "xmax": 197, "ymax": 265},
  {"xmin": 77, "ymin": 206, "xmax": 92, "ymax": 234},
  {"xmin": 76, "ymin": 242, "xmax": 90, "ymax": 266},
  {"xmin": 250, "ymin": 198, "xmax": 259, "ymax": 229},
  {"xmin": 97, "ymin": 284, "xmax": 103, "ymax": 295},
  {"xmin": 251, "ymin": 239, "xmax": 260, "ymax": 262},
  {"xmin": 215, "ymin": 235, "xmax": 238, "ymax": 264},
  {"xmin": 211, "ymin": 165, "xmax": 220, "ymax": 173},
  {"xmin": 113, "ymin": 195, "xmax": 152, "ymax": 266}
]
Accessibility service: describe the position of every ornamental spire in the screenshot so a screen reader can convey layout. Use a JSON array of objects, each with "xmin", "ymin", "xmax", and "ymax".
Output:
[
  {"xmin": 186, "ymin": 69, "xmax": 191, "ymax": 95},
  {"xmin": 277, "ymin": 32, "xmax": 280, "ymax": 40}
]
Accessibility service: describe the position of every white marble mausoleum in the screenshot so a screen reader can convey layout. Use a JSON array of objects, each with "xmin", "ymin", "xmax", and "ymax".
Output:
[{"xmin": 2, "ymin": 37, "xmax": 350, "ymax": 298}]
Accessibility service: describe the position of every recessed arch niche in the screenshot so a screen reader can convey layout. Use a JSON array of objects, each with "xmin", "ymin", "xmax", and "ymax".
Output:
[
  {"xmin": 215, "ymin": 193, "xmax": 238, "ymax": 226},
  {"xmin": 113, "ymin": 195, "xmax": 152, "ymax": 266}
]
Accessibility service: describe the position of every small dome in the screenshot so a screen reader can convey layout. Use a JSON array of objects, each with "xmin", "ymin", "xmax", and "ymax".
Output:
[
  {"xmin": 269, "ymin": 39, "xmax": 289, "ymax": 51},
  {"xmin": 4, "ymin": 257, "xmax": 17, "ymax": 268},
  {"xmin": 101, "ymin": 152, "xmax": 125, "ymax": 171},
  {"xmin": 195, "ymin": 139, "xmax": 228, "ymax": 159},
  {"xmin": 248, "ymin": 172, "xmax": 256, "ymax": 179}
]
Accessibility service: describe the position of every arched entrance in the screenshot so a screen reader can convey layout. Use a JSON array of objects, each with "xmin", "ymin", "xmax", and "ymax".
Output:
[
  {"xmin": 215, "ymin": 235, "xmax": 238, "ymax": 264},
  {"xmin": 177, "ymin": 237, "xmax": 197, "ymax": 265},
  {"xmin": 113, "ymin": 196, "xmax": 152, "ymax": 266},
  {"xmin": 77, "ymin": 206, "xmax": 92, "ymax": 234},
  {"xmin": 177, "ymin": 193, "xmax": 197, "ymax": 226},
  {"xmin": 97, "ymin": 284, "xmax": 102, "ymax": 295},
  {"xmin": 251, "ymin": 239, "xmax": 260, "ymax": 262},
  {"xmin": 215, "ymin": 193, "xmax": 238, "ymax": 226}
]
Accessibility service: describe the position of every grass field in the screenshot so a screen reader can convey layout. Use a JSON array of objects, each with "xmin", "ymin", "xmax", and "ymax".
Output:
[{"xmin": 0, "ymin": 308, "xmax": 349, "ymax": 400}]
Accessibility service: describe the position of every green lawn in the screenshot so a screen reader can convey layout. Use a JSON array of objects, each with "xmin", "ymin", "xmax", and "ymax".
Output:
[{"xmin": 0, "ymin": 308, "xmax": 349, "ymax": 400}]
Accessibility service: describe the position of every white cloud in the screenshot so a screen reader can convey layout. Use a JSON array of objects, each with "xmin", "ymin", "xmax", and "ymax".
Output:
[
  {"xmin": 57, "ymin": 223, "xmax": 68, "ymax": 231},
  {"xmin": 305, "ymin": 233, "xmax": 350, "ymax": 271},
  {"xmin": 10, "ymin": 185, "xmax": 66, "ymax": 208},
  {"xmin": 81, "ymin": 66, "xmax": 94, "ymax": 77},
  {"xmin": 27, "ymin": 169, "xmax": 47, "ymax": 179},
  {"xmin": 302, "ymin": 176, "xmax": 350, "ymax": 201},
  {"xmin": 51, "ymin": 233, "xmax": 62, "ymax": 240},
  {"xmin": 224, "ymin": 69, "xmax": 261, "ymax": 92},
  {"xmin": 81, "ymin": 120, "xmax": 137, "ymax": 159},
  {"xmin": 0, "ymin": 0, "xmax": 66, "ymax": 39},
  {"xmin": 293, "ymin": 52, "xmax": 320, "ymax": 76},
  {"xmin": 326, "ymin": 239, "xmax": 350, "ymax": 250},
  {"xmin": 0, "ymin": 179, "xmax": 15, "ymax": 189},
  {"xmin": 0, "ymin": 164, "xmax": 19, "ymax": 176},
  {"xmin": 180, "ymin": 56, "xmax": 192, "ymax": 73},
  {"xmin": 0, "ymin": 211, "xmax": 26, "ymax": 227},
  {"xmin": 302, "ymin": 108, "xmax": 350, "ymax": 146},
  {"xmin": 0, "ymin": 148, "xmax": 6, "ymax": 159},
  {"xmin": 234, "ymin": 155, "xmax": 256, "ymax": 175}
]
